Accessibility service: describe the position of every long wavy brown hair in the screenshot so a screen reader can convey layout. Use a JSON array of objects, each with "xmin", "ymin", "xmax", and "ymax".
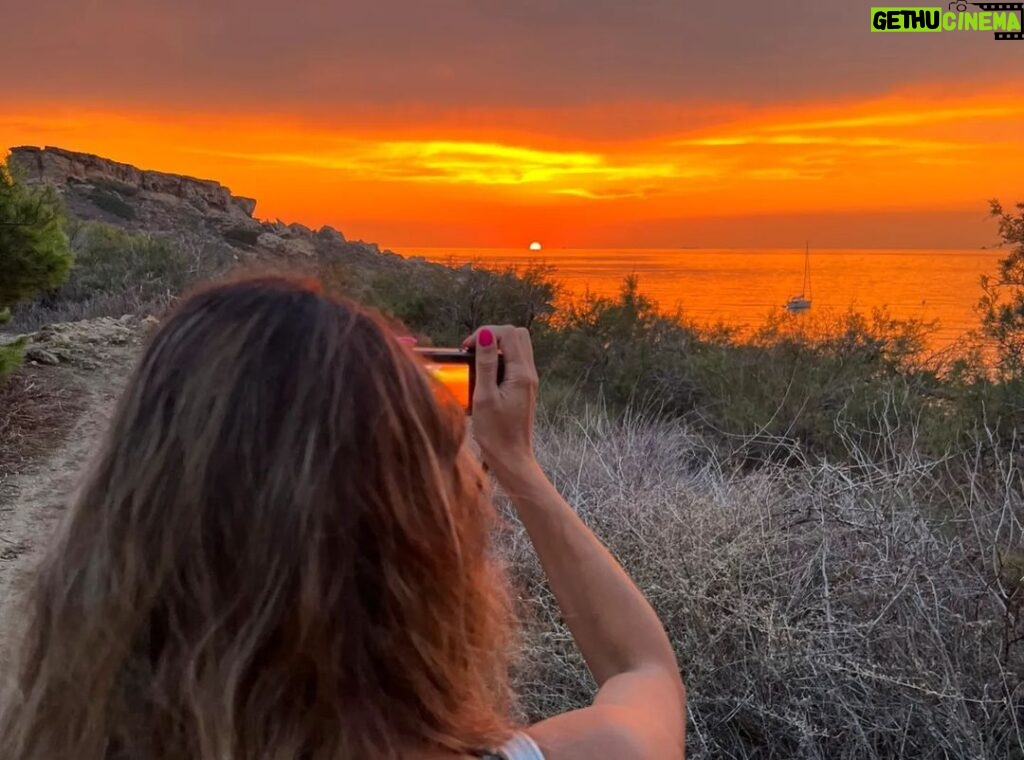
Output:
[{"xmin": 0, "ymin": 276, "xmax": 515, "ymax": 760}]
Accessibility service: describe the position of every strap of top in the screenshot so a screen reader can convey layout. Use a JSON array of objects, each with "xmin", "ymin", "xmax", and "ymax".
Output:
[{"xmin": 483, "ymin": 732, "xmax": 546, "ymax": 760}]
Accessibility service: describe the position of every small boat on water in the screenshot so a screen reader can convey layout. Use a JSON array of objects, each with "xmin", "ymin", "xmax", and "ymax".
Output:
[
  {"xmin": 785, "ymin": 242, "xmax": 812, "ymax": 313},
  {"xmin": 785, "ymin": 294, "xmax": 811, "ymax": 312}
]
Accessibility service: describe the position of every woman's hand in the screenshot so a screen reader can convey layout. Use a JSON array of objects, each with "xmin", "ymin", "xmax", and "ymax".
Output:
[{"xmin": 463, "ymin": 325, "xmax": 541, "ymax": 489}]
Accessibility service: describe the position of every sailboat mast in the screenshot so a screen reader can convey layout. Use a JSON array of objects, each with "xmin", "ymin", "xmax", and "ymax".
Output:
[{"xmin": 804, "ymin": 241, "xmax": 811, "ymax": 300}]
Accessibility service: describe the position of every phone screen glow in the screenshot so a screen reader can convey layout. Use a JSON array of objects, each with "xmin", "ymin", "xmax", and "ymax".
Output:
[{"xmin": 424, "ymin": 362, "xmax": 470, "ymax": 409}]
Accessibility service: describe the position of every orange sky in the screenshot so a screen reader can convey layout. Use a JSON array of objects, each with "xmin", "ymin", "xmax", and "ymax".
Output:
[{"xmin": 4, "ymin": 2, "xmax": 1024, "ymax": 249}]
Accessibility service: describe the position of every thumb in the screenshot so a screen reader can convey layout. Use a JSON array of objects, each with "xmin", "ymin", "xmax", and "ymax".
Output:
[{"xmin": 473, "ymin": 327, "xmax": 500, "ymax": 397}]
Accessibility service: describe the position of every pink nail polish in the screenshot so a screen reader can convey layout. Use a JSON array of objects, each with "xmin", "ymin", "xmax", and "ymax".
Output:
[{"xmin": 479, "ymin": 328, "xmax": 494, "ymax": 347}]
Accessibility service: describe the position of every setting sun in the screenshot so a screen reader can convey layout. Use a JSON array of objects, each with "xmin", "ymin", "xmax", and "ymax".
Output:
[{"xmin": 3, "ymin": 82, "xmax": 1022, "ymax": 248}]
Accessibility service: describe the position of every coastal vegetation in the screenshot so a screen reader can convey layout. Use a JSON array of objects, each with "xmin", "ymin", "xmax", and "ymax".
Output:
[
  {"xmin": 1, "ymin": 156, "xmax": 1021, "ymax": 758},
  {"xmin": 0, "ymin": 165, "xmax": 73, "ymax": 378},
  {"xmin": 360, "ymin": 206, "xmax": 1024, "ymax": 469}
]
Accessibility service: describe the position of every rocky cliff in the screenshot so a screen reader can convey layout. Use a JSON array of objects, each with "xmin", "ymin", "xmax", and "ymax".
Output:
[
  {"xmin": 6, "ymin": 145, "xmax": 407, "ymax": 270},
  {"xmin": 10, "ymin": 146, "xmax": 257, "ymax": 220}
]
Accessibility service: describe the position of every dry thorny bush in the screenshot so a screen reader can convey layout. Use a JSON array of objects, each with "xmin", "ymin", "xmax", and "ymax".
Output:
[
  {"xmin": 0, "ymin": 367, "xmax": 83, "ymax": 478},
  {"xmin": 498, "ymin": 406, "xmax": 1024, "ymax": 759}
]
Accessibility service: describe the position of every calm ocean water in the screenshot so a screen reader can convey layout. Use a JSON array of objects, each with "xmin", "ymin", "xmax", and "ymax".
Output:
[{"xmin": 403, "ymin": 247, "xmax": 1002, "ymax": 350}]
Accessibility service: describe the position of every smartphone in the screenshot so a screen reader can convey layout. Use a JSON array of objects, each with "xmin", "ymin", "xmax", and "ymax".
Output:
[{"xmin": 415, "ymin": 348, "xmax": 505, "ymax": 414}]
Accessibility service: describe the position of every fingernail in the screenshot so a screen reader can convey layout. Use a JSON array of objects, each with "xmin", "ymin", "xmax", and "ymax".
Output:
[{"xmin": 479, "ymin": 328, "xmax": 494, "ymax": 347}]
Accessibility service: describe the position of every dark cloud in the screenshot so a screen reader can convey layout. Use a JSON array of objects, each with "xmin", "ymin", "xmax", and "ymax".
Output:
[{"xmin": 5, "ymin": 0, "xmax": 1018, "ymax": 111}]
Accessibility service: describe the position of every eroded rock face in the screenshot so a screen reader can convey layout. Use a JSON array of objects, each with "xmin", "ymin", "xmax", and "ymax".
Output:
[
  {"xmin": 254, "ymin": 232, "xmax": 316, "ymax": 257},
  {"xmin": 4, "ymin": 145, "xmax": 414, "ymax": 280},
  {"xmin": 9, "ymin": 146, "xmax": 257, "ymax": 219}
]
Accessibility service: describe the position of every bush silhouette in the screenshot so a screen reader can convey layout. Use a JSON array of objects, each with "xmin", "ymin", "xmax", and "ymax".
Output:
[
  {"xmin": 0, "ymin": 162, "xmax": 73, "ymax": 326},
  {"xmin": 0, "ymin": 162, "xmax": 73, "ymax": 379}
]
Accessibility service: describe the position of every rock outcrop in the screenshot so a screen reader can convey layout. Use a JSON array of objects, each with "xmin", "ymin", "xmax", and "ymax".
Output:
[
  {"xmin": 9, "ymin": 146, "xmax": 257, "ymax": 220},
  {"xmin": 5, "ymin": 146, "xmax": 406, "ymax": 274},
  {"xmin": 17, "ymin": 315, "xmax": 147, "ymax": 370}
]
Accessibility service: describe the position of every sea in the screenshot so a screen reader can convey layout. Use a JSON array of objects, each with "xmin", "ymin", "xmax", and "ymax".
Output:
[{"xmin": 403, "ymin": 247, "xmax": 1003, "ymax": 352}]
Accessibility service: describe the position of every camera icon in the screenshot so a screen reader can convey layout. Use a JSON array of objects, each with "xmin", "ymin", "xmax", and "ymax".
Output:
[{"xmin": 947, "ymin": 1, "xmax": 970, "ymax": 10}]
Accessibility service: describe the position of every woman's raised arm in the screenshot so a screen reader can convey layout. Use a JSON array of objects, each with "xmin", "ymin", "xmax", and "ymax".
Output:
[{"xmin": 467, "ymin": 326, "xmax": 685, "ymax": 760}]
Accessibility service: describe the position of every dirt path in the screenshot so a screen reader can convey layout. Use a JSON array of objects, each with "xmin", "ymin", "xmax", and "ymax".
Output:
[{"xmin": 0, "ymin": 317, "xmax": 143, "ymax": 642}]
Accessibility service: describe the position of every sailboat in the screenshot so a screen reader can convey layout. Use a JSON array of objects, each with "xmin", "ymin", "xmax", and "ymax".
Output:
[{"xmin": 785, "ymin": 242, "xmax": 812, "ymax": 313}]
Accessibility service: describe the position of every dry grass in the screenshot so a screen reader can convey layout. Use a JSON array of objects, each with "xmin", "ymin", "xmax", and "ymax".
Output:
[
  {"xmin": 4, "ymin": 292, "xmax": 173, "ymax": 333},
  {"xmin": 0, "ymin": 366, "xmax": 84, "ymax": 479},
  {"xmin": 502, "ymin": 407, "xmax": 1024, "ymax": 759}
]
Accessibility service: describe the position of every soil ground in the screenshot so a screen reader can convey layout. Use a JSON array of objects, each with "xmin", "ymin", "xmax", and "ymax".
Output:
[{"xmin": 0, "ymin": 318, "xmax": 143, "ymax": 644}]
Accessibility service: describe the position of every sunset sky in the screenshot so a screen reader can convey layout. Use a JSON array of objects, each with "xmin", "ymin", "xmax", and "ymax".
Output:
[{"xmin": 3, "ymin": 1, "xmax": 1023, "ymax": 249}]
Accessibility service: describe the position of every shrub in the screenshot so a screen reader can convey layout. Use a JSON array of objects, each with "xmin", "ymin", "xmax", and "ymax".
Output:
[
  {"xmin": 330, "ymin": 253, "xmax": 1020, "ymax": 467},
  {"xmin": 682, "ymin": 308, "xmax": 941, "ymax": 461},
  {"xmin": 0, "ymin": 162, "xmax": 73, "ymax": 325},
  {"xmin": 59, "ymin": 222, "xmax": 189, "ymax": 301},
  {"xmin": 0, "ymin": 357, "xmax": 85, "ymax": 474},
  {"xmin": 923, "ymin": 364, "xmax": 1024, "ymax": 463},
  {"xmin": 0, "ymin": 338, "xmax": 26, "ymax": 381},
  {"xmin": 534, "ymin": 276, "xmax": 946, "ymax": 461},
  {"xmin": 980, "ymin": 199, "xmax": 1024, "ymax": 378},
  {"xmin": 506, "ymin": 410, "xmax": 1023, "ymax": 759},
  {"xmin": 539, "ymin": 276, "xmax": 701, "ymax": 412},
  {"xmin": 361, "ymin": 261, "xmax": 558, "ymax": 346},
  {"xmin": 8, "ymin": 291, "xmax": 174, "ymax": 333},
  {"xmin": 6, "ymin": 221, "xmax": 239, "ymax": 330}
]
